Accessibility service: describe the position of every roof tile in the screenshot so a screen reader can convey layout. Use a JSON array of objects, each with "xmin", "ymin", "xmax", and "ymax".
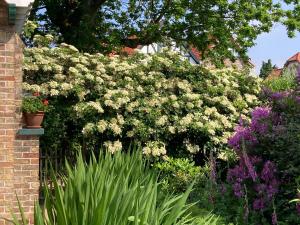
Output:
[{"xmin": 286, "ymin": 52, "xmax": 300, "ymax": 63}]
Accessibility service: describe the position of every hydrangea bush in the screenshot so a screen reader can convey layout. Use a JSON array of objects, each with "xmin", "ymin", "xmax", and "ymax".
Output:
[{"xmin": 23, "ymin": 38, "xmax": 261, "ymax": 158}]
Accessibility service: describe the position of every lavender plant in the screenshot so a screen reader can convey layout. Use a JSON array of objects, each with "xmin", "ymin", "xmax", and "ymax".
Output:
[{"xmin": 225, "ymin": 66, "xmax": 300, "ymax": 223}]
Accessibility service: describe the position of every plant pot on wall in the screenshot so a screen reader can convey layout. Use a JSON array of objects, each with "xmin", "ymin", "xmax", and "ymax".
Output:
[
  {"xmin": 23, "ymin": 111, "xmax": 45, "ymax": 128},
  {"xmin": 22, "ymin": 94, "xmax": 49, "ymax": 129}
]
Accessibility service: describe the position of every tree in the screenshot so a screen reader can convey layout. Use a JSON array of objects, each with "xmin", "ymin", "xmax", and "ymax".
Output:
[
  {"xmin": 28, "ymin": 0, "xmax": 300, "ymax": 61},
  {"xmin": 259, "ymin": 59, "xmax": 276, "ymax": 79}
]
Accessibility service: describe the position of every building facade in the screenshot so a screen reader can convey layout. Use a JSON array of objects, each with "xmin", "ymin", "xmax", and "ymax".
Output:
[
  {"xmin": 122, "ymin": 42, "xmax": 256, "ymax": 74},
  {"xmin": 0, "ymin": 1, "xmax": 40, "ymax": 224}
]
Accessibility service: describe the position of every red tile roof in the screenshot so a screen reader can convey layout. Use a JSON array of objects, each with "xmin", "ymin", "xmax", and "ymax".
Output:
[
  {"xmin": 190, "ymin": 47, "xmax": 201, "ymax": 61},
  {"xmin": 189, "ymin": 45, "xmax": 215, "ymax": 62},
  {"xmin": 121, "ymin": 45, "xmax": 143, "ymax": 55},
  {"xmin": 122, "ymin": 46, "xmax": 137, "ymax": 55},
  {"xmin": 285, "ymin": 52, "xmax": 300, "ymax": 66},
  {"xmin": 266, "ymin": 68, "xmax": 283, "ymax": 80}
]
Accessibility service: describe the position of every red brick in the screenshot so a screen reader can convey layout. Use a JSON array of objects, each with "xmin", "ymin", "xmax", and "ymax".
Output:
[
  {"xmin": 0, "ymin": 13, "xmax": 40, "ymax": 224},
  {"xmin": 22, "ymin": 153, "xmax": 39, "ymax": 158},
  {"xmin": 0, "ymin": 162, "xmax": 13, "ymax": 168}
]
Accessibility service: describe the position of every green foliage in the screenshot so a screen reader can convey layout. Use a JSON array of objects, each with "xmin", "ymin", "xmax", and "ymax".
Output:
[
  {"xmin": 23, "ymin": 42, "xmax": 262, "ymax": 158},
  {"xmin": 264, "ymin": 63, "xmax": 298, "ymax": 92},
  {"xmin": 154, "ymin": 157, "xmax": 209, "ymax": 194},
  {"xmin": 22, "ymin": 96, "xmax": 48, "ymax": 113},
  {"xmin": 290, "ymin": 189, "xmax": 300, "ymax": 204},
  {"xmin": 197, "ymin": 184, "xmax": 241, "ymax": 224},
  {"xmin": 153, "ymin": 156, "xmax": 242, "ymax": 224},
  {"xmin": 27, "ymin": 0, "xmax": 300, "ymax": 60},
  {"xmin": 264, "ymin": 74, "xmax": 296, "ymax": 92},
  {"xmin": 282, "ymin": 63, "xmax": 299, "ymax": 77},
  {"xmin": 259, "ymin": 59, "xmax": 275, "ymax": 79},
  {"xmin": 11, "ymin": 150, "xmax": 219, "ymax": 225}
]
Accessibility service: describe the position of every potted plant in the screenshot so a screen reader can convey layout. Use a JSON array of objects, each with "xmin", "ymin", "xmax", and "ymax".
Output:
[{"xmin": 22, "ymin": 94, "xmax": 49, "ymax": 128}]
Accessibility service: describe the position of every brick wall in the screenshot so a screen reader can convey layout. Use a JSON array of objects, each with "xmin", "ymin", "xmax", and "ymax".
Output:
[
  {"xmin": 14, "ymin": 136, "xmax": 40, "ymax": 224},
  {"xmin": 0, "ymin": 0, "xmax": 40, "ymax": 224}
]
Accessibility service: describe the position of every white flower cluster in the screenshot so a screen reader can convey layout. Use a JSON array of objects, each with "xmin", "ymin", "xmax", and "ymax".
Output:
[
  {"xmin": 23, "ymin": 44, "xmax": 262, "ymax": 156},
  {"xmin": 143, "ymin": 141, "xmax": 167, "ymax": 156},
  {"xmin": 87, "ymin": 102, "xmax": 104, "ymax": 113},
  {"xmin": 184, "ymin": 139, "xmax": 200, "ymax": 154},
  {"xmin": 104, "ymin": 140, "xmax": 122, "ymax": 154}
]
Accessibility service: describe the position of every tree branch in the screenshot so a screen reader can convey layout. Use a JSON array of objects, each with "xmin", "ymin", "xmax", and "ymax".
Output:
[{"xmin": 152, "ymin": 0, "xmax": 172, "ymax": 23}]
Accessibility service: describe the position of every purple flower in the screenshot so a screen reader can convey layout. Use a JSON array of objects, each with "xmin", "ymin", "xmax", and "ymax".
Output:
[
  {"xmin": 253, "ymin": 198, "xmax": 265, "ymax": 211},
  {"xmin": 229, "ymin": 106, "xmax": 283, "ymax": 156},
  {"xmin": 266, "ymin": 181, "xmax": 278, "ymax": 199},
  {"xmin": 227, "ymin": 162, "xmax": 248, "ymax": 183},
  {"xmin": 242, "ymin": 152, "xmax": 258, "ymax": 182},
  {"xmin": 261, "ymin": 87, "xmax": 273, "ymax": 98},
  {"xmin": 259, "ymin": 161, "xmax": 279, "ymax": 199},
  {"xmin": 233, "ymin": 182, "xmax": 244, "ymax": 198},
  {"xmin": 227, "ymin": 156, "xmax": 262, "ymax": 184},
  {"xmin": 228, "ymin": 107, "xmax": 281, "ymax": 153},
  {"xmin": 227, "ymin": 111, "xmax": 281, "ymax": 213},
  {"xmin": 251, "ymin": 107, "xmax": 271, "ymax": 119},
  {"xmin": 250, "ymin": 107, "xmax": 272, "ymax": 135},
  {"xmin": 228, "ymin": 125, "xmax": 257, "ymax": 151},
  {"xmin": 254, "ymin": 183, "xmax": 266, "ymax": 194},
  {"xmin": 271, "ymin": 92, "xmax": 285, "ymax": 100},
  {"xmin": 249, "ymin": 156, "xmax": 262, "ymax": 164},
  {"xmin": 261, "ymin": 161, "xmax": 276, "ymax": 182},
  {"xmin": 227, "ymin": 157, "xmax": 279, "ymax": 214},
  {"xmin": 295, "ymin": 96, "xmax": 300, "ymax": 105},
  {"xmin": 270, "ymin": 91, "xmax": 290, "ymax": 101}
]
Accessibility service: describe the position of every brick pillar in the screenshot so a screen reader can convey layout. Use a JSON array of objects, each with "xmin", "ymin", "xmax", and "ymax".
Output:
[
  {"xmin": 14, "ymin": 136, "xmax": 40, "ymax": 224},
  {"xmin": 0, "ymin": 1, "xmax": 40, "ymax": 224}
]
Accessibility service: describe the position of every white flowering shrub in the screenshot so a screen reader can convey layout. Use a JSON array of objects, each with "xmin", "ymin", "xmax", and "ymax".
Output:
[{"xmin": 23, "ymin": 42, "xmax": 261, "ymax": 157}]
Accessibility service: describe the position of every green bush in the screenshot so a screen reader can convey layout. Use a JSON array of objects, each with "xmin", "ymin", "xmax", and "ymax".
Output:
[
  {"xmin": 264, "ymin": 75, "xmax": 296, "ymax": 92},
  {"xmin": 264, "ymin": 65, "xmax": 297, "ymax": 92},
  {"xmin": 154, "ymin": 157, "xmax": 209, "ymax": 194},
  {"xmin": 23, "ymin": 38, "xmax": 262, "ymax": 158},
  {"xmin": 11, "ymin": 150, "xmax": 219, "ymax": 225},
  {"xmin": 154, "ymin": 157, "xmax": 238, "ymax": 224}
]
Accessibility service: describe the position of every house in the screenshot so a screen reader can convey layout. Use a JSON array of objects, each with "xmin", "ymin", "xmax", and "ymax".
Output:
[
  {"xmin": 266, "ymin": 52, "xmax": 300, "ymax": 80},
  {"xmin": 284, "ymin": 52, "xmax": 300, "ymax": 69},
  {"xmin": 120, "ymin": 41, "xmax": 255, "ymax": 72},
  {"xmin": 119, "ymin": 43, "xmax": 202, "ymax": 64},
  {"xmin": 266, "ymin": 68, "xmax": 283, "ymax": 80},
  {"xmin": 0, "ymin": 1, "xmax": 42, "ymax": 224}
]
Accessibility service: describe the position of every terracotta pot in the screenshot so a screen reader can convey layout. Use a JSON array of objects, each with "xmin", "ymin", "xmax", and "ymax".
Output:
[{"xmin": 23, "ymin": 111, "xmax": 45, "ymax": 128}]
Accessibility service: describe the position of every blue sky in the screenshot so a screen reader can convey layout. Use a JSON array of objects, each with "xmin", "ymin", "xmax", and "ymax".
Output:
[{"xmin": 248, "ymin": 23, "xmax": 300, "ymax": 74}]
